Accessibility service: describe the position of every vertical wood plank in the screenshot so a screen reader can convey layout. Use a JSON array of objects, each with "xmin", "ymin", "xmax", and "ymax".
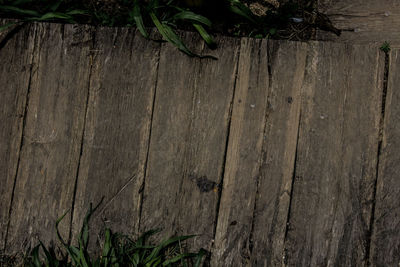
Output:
[
  {"xmin": 0, "ymin": 21, "xmax": 35, "ymax": 250},
  {"xmin": 211, "ymin": 38, "xmax": 269, "ymax": 266},
  {"xmin": 250, "ymin": 40, "xmax": 307, "ymax": 266},
  {"xmin": 5, "ymin": 23, "xmax": 92, "ymax": 253},
  {"xmin": 370, "ymin": 49, "xmax": 400, "ymax": 266},
  {"xmin": 284, "ymin": 42, "xmax": 383, "ymax": 266},
  {"xmin": 140, "ymin": 33, "xmax": 240, "ymax": 251},
  {"xmin": 71, "ymin": 27, "xmax": 160, "ymax": 248}
]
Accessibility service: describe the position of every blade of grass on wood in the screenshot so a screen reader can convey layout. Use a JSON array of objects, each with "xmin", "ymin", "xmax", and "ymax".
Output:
[
  {"xmin": 172, "ymin": 10, "xmax": 212, "ymax": 27},
  {"xmin": 149, "ymin": 11, "xmax": 195, "ymax": 57},
  {"xmin": 133, "ymin": 0, "xmax": 149, "ymax": 38},
  {"xmin": 0, "ymin": 5, "xmax": 40, "ymax": 16},
  {"xmin": 192, "ymin": 23, "xmax": 216, "ymax": 48}
]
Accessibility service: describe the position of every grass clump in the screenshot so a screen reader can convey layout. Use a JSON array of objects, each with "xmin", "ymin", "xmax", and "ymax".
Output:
[
  {"xmin": 0, "ymin": 0, "xmax": 304, "ymax": 57},
  {"xmin": 21, "ymin": 201, "xmax": 206, "ymax": 266}
]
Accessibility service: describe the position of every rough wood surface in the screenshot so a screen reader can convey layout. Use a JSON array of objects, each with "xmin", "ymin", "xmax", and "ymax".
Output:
[
  {"xmin": 370, "ymin": 49, "xmax": 400, "ymax": 266},
  {"xmin": 317, "ymin": 0, "xmax": 400, "ymax": 47},
  {"xmin": 139, "ymin": 32, "xmax": 240, "ymax": 251},
  {"xmin": 71, "ymin": 27, "xmax": 160, "ymax": 249},
  {"xmin": 5, "ymin": 23, "xmax": 92, "ymax": 253},
  {"xmin": 250, "ymin": 40, "xmax": 307, "ymax": 266},
  {"xmin": 211, "ymin": 39, "xmax": 307, "ymax": 266},
  {"xmin": 211, "ymin": 38, "xmax": 269, "ymax": 266},
  {"xmin": 284, "ymin": 42, "xmax": 384, "ymax": 266},
  {"xmin": 0, "ymin": 21, "xmax": 34, "ymax": 250},
  {"xmin": 2, "ymin": 21, "xmax": 398, "ymax": 266}
]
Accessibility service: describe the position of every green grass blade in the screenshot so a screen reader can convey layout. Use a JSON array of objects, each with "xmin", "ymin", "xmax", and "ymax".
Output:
[
  {"xmin": 149, "ymin": 11, "xmax": 195, "ymax": 57},
  {"xmin": 39, "ymin": 241, "xmax": 58, "ymax": 266},
  {"xmin": 102, "ymin": 228, "xmax": 112, "ymax": 257},
  {"xmin": 145, "ymin": 256, "xmax": 161, "ymax": 267},
  {"xmin": 172, "ymin": 10, "xmax": 212, "ymax": 27},
  {"xmin": 193, "ymin": 248, "xmax": 207, "ymax": 267},
  {"xmin": 79, "ymin": 238, "xmax": 90, "ymax": 267},
  {"xmin": 55, "ymin": 209, "xmax": 70, "ymax": 247},
  {"xmin": 30, "ymin": 245, "xmax": 42, "ymax": 267},
  {"xmin": 0, "ymin": 5, "xmax": 40, "ymax": 16},
  {"xmin": 144, "ymin": 235, "xmax": 196, "ymax": 263},
  {"xmin": 132, "ymin": 0, "xmax": 149, "ymax": 38},
  {"xmin": 66, "ymin": 9, "xmax": 87, "ymax": 15},
  {"xmin": 66, "ymin": 246, "xmax": 80, "ymax": 266},
  {"xmin": 192, "ymin": 23, "xmax": 216, "ymax": 48},
  {"xmin": 36, "ymin": 12, "xmax": 73, "ymax": 21},
  {"xmin": 135, "ymin": 229, "xmax": 160, "ymax": 247},
  {"xmin": 228, "ymin": 0, "xmax": 258, "ymax": 24},
  {"xmin": 162, "ymin": 253, "xmax": 197, "ymax": 265},
  {"xmin": 0, "ymin": 21, "xmax": 18, "ymax": 31}
]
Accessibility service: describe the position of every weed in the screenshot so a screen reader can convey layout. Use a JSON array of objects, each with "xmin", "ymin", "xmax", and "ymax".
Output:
[
  {"xmin": 0, "ymin": 0, "xmax": 304, "ymax": 57},
  {"xmin": 21, "ymin": 201, "xmax": 207, "ymax": 266}
]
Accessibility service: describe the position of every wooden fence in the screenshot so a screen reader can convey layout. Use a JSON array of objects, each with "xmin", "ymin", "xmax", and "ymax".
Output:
[{"xmin": 1, "ymin": 21, "xmax": 399, "ymax": 266}]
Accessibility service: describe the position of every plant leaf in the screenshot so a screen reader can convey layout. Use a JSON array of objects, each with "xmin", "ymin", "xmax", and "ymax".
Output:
[
  {"xmin": 132, "ymin": 0, "xmax": 149, "ymax": 38},
  {"xmin": 0, "ymin": 5, "xmax": 40, "ymax": 16},
  {"xmin": 149, "ymin": 11, "xmax": 195, "ymax": 57},
  {"xmin": 172, "ymin": 10, "xmax": 212, "ymax": 27},
  {"xmin": 193, "ymin": 248, "xmax": 207, "ymax": 267},
  {"xmin": 192, "ymin": 23, "xmax": 216, "ymax": 48},
  {"xmin": 228, "ymin": 0, "xmax": 258, "ymax": 24},
  {"xmin": 55, "ymin": 209, "xmax": 70, "ymax": 247},
  {"xmin": 0, "ymin": 21, "xmax": 18, "ymax": 31}
]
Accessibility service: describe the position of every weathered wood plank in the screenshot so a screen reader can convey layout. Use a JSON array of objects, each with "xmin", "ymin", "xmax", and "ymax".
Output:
[
  {"xmin": 284, "ymin": 43, "xmax": 384, "ymax": 266},
  {"xmin": 5, "ymin": 23, "xmax": 92, "ymax": 253},
  {"xmin": 211, "ymin": 37, "xmax": 269, "ymax": 266},
  {"xmin": 317, "ymin": 0, "xmax": 400, "ymax": 46},
  {"xmin": 250, "ymin": 40, "xmax": 307, "ymax": 266},
  {"xmin": 140, "ymin": 33, "xmax": 240, "ymax": 251},
  {"xmin": 71, "ymin": 27, "xmax": 160, "ymax": 249},
  {"xmin": 370, "ymin": 49, "xmax": 400, "ymax": 266},
  {"xmin": 211, "ymin": 39, "xmax": 307, "ymax": 266},
  {"xmin": 0, "ymin": 21, "xmax": 34, "ymax": 250}
]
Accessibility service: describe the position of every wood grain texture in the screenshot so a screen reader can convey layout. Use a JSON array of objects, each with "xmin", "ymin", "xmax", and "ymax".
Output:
[
  {"xmin": 5, "ymin": 23, "xmax": 92, "ymax": 253},
  {"xmin": 71, "ymin": 27, "xmax": 160, "ymax": 250},
  {"xmin": 284, "ymin": 42, "xmax": 384, "ymax": 266},
  {"xmin": 211, "ymin": 38, "xmax": 269, "ymax": 266},
  {"xmin": 250, "ymin": 40, "xmax": 307, "ymax": 267},
  {"xmin": 139, "ymin": 32, "xmax": 240, "ymax": 252},
  {"xmin": 211, "ymin": 39, "xmax": 307, "ymax": 266},
  {"xmin": 370, "ymin": 49, "xmax": 400, "ymax": 266},
  {"xmin": 0, "ymin": 21, "xmax": 34, "ymax": 250},
  {"xmin": 317, "ymin": 0, "xmax": 400, "ymax": 46}
]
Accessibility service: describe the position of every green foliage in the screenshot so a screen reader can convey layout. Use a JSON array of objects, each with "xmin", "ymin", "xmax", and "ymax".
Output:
[
  {"xmin": 0, "ymin": 0, "xmax": 301, "ymax": 56},
  {"xmin": 380, "ymin": 41, "xmax": 391, "ymax": 53},
  {"xmin": 24, "ymin": 201, "xmax": 207, "ymax": 266},
  {"xmin": 0, "ymin": 0, "xmax": 87, "ymax": 29}
]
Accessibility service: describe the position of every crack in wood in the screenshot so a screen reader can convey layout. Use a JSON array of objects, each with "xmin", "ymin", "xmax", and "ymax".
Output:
[
  {"xmin": 366, "ymin": 47, "xmax": 390, "ymax": 266},
  {"xmin": 3, "ymin": 23, "xmax": 36, "ymax": 252}
]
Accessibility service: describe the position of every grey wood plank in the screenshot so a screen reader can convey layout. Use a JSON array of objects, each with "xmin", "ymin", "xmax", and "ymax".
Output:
[
  {"xmin": 5, "ymin": 23, "xmax": 92, "ymax": 253},
  {"xmin": 71, "ymin": 27, "xmax": 160, "ymax": 250},
  {"xmin": 140, "ymin": 33, "xmax": 240, "ymax": 252},
  {"xmin": 317, "ymin": 0, "xmax": 400, "ymax": 47},
  {"xmin": 284, "ymin": 42, "xmax": 384, "ymax": 266},
  {"xmin": 0, "ymin": 21, "xmax": 35, "ymax": 250},
  {"xmin": 211, "ymin": 38, "xmax": 270, "ymax": 266},
  {"xmin": 370, "ymin": 49, "xmax": 400, "ymax": 266},
  {"xmin": 250, "ymin": 40, "xmax": 307, "ymax": 266},
  {"xmin": 211, "ymin": 39, "xmax": 307, "ymax": 266}
]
